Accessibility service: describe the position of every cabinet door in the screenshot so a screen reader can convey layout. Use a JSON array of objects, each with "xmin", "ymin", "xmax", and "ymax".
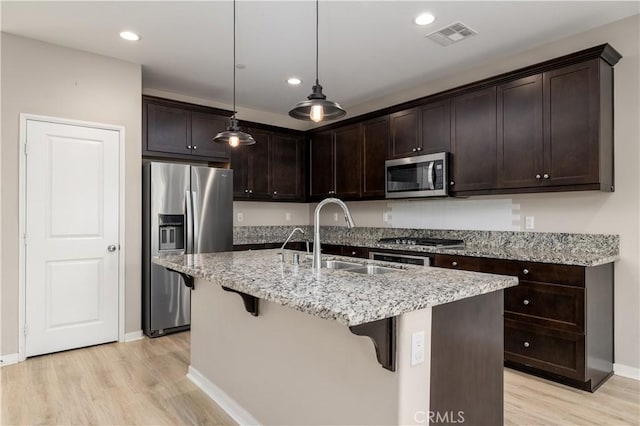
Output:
[
  {"xmin": 543, "ymin": 60, "xmax": 599, "ymax": 186},
  {"xmin": 389, "ymin": 108, "xmax": 419, "ymax": 159},
  {"xmin": 310, "ymin": 131, "xmax": 334, "ymax": 199},
  {"xmin": 191, "ymin": 112, "xmax": 230, "ymax": 160},
  {"xmin": 497, "ymin": 75, "xmax": 543, "ymax": 188},
  {"xmin": 334, "ymin": 124, "xmax": 362, "ymax": 199},
  {"xmin": 146, "ymin": 102, "xmax": 191, "ymax": 155},
  {"xmin": 362, "ymin": 116, "xmax": 388, "ymax": 198},
  {"xmin": 450, "ymin": 87, "xmax": 497, "ymax": 192},
  {"xmin": 245, "ymin": 128, "xmax": 271, "ymax": 200},
  {"xmin": 230, "ymin": 146, "xmax": 249, "ymax": 199},
  {"xmin": 271, "ymin": 134, "xmax": 305, "ymax": 201},
  {"xmin": 420, "ymin": 99, "xmax": 450, "ymax": 154}
]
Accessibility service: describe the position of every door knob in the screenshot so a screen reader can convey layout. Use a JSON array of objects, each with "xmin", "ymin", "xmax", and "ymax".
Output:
[{"xmin": 107, "ymin": 245, "xmax": 118, "ymax": 252}]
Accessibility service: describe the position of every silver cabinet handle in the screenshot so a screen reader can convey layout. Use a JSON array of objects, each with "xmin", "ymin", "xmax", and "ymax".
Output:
[
  {"xmin": 244, "ymin": 189, "xmax": 249, "ymax": 193},
  {"xmin": 416, "ymin": 147, "xmax": 422, "ymax": 151},
  {"xmin": 543, "ymin": 173, "xmax": 550, "ymax": 179},
  {"xmin": 187, "ymin": 145, "xmax": 192, "ymax": 149},
  {"xmin": 523, "ymin": 299, "xmax": 530, "ymax": 306},
  {"xmin": 451, "ymin": 261, "xmax": 458, "ymax": 267},
  {"xmin": 107, "ymin": 245, "xmax": 117, "ymax": 252},
  {"xmin": 535, "ymin": 174, "xmax": 542, "ymax": 179},
  {"xmin": 412, "ymin": 148, "xmax": 417, "ymax": 152},
  {"xmin": 193, "ymin": 146, "xmax": 197, "ymax": 150},
  {"xmin": 351, "ymin": 251, "xmax": 357, "ymax": 255},
  {"xmin": 523, "ymin": 268, "xmax": 529, "ymax": 275},
  {"xmin": 248, "ymin": 189, "xmax": 253, "ymax": 194},
  {"xmin": 523, "ymin": 341, "xmax": 530, "ymax": 348},
  {"xmin": 450, "ymin": 181, "xmax": 455, "ymax": 186},
  {"xmin": 273, "ymin": 191, "xmax": 278, "ymax": 195}
]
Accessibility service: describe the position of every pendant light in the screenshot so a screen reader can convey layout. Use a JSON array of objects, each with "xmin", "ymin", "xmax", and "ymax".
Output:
[
  {"xmin": 213, "ymin": 0, "xmax": 255, "ymax": 147},
  {"xmin": 289, "ymin": 0, "xmax": 346, "ymax": 123}
]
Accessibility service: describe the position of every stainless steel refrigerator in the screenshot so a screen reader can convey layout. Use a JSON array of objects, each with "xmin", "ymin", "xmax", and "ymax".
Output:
[{"xmin": 142, "ymin": 162, "xmax": 233, "ymax": 337}]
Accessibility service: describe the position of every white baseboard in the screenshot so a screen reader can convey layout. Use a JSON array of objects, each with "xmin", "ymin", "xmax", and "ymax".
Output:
[
  {"xmin": 614, "ymin": 363, "xmax": 640, "ymax": 380},
  {"xmin": 124, "ymin": 330, "xmax": 144, "ymax": 342},
  {"xmin": 0, "ymin": 353, "xmax": 20, "ymax": 367},
  {"xmin": 187, "ymin": 365, "xmax": 261, "ymax": 426}
]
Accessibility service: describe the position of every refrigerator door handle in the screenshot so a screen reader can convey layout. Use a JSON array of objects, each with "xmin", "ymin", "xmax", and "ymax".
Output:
[
  {"xmin": 185, "ymin": 190, "xmax": 194, "ymax": 254},
  {"xmin": 191, "ymin": 191, "xmax": 199, "ymax": 253}
]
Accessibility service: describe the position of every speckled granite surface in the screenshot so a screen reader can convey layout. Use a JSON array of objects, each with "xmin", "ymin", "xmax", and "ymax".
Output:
[
  {"xmin": 233, "ymin": 226, "xmax": 619, "ymax": 267},
  {"xmin": 153, "ymin": 249, "xmax": 517, "ymax": 327}
]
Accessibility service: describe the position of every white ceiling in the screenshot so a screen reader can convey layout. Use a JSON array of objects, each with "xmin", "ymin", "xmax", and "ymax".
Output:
[{"xmin": 2, "ymin": 1, "xmax": 638, "ymax": 122}]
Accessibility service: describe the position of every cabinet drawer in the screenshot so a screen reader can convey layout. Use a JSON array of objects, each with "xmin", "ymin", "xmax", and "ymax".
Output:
[
  {"xmin": 343, "ymin": 246, "xmax": 370, "ymax": 259},
  {"xmin": 433, "ymin": 255, "xmax": 479, "ymax": 271},
  {"xmin": 505, "ymin": 281, "xmax": 584, "ymax": 332},
  {"xmin": 479, "ymin": 258, "xmax": 584, "ymax": 287},
  {"xmin": 505, "ymin": 319, "xmax": 585, "ymax": 380},
  {"xmin": 321, "ymin": 244, "xmax": 343, "ymax": 255}
]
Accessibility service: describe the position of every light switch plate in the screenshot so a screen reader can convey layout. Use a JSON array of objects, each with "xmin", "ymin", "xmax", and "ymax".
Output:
[
  {"xmin": 411, "ymin": 331, "xmax": 425, "ymax": 366},
  {"xmin": 525, "ymin": 216, "xmax": 535, "ymax": 230}
]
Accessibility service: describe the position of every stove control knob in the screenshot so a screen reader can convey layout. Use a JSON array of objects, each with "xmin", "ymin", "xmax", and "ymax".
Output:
[{"xmin": 395, "ymin": 239, "xmax": 401, "ymax": 244}]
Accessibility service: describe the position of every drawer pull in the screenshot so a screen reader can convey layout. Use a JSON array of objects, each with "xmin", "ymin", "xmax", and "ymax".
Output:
[
  {"xmin": 522, "ymin": 268, "xmax": 530, "ymax": 275},
  {"xmin": 451, "ymin": 261, "xmax": 458, "ymax": 267},
  {"xmin": 351, "ymin": 251, "xmax": 356, "ymax": 255},
  {"xmin": 523, "ymin": 341, "xmax": 530, "ymax": 348},
  {"xmin": 523, "ymin": 299, "xmax": 530, "ymax": 306}
]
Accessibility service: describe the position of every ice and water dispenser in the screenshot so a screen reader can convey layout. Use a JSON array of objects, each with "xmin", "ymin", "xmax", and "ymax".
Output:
[{"xmin": 158, "ymin": 214, "xmax": 185, "ymax": 251}]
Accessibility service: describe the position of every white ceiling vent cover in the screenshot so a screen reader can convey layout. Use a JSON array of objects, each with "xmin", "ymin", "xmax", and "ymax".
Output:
[{"xmin": 426, "ymin": 22, "xmax": 478, "ymax": 47}]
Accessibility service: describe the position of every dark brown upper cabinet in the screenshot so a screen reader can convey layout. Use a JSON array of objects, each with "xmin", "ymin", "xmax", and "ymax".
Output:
[
  {"xmin": 543, "ymin": 59, "xmax": 611, "ymax": 190},
  {"xmin": 389, "ymin": 108, "xmax": 420, "ymax": 158},
  {"xmin": 497, "ymin": 74, "xmax": 543, "ymax": 189},
  {"xmin": 190, "ymin": 112, "xmax": 230, "ymax": 159},
  {"xmin": 309, "ymin": 131, "xmax": 334, "ymax": 199},
  {"xmin": 309, "ymin": 125, "xmax": 362, "ymax": 201},
  {"xmin": 361, "ymin": 116, "xmax": 389, "ymax": 198},
  {"xmin": 420, "ymin": 99, "xmax": 451, "ymax": 154},
  {"xmin": 143, "ymin": 96, "xmax": 231, "ymax": 161},
  {"xmin": 231, "ymin": 128, "xmax": 271, "ymax": 200},
  {"xmin": 450, "ymin": 86, "xmax": 498, "ymax": 193},
  {"xmin": 270, "ymin": 133, "xmax": 306, "ymax": 201}
]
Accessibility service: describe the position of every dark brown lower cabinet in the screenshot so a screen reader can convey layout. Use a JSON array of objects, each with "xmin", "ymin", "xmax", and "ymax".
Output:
[{"xmin": 435, "ymin": 254, "xmax": 614, "ymax": 392}]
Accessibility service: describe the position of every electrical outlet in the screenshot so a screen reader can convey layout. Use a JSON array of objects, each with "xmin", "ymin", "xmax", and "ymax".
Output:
[
  {"xmin": 411, "ymin": 331, "xmax": 425, "ymax": 366},
  {"xmin": 237, "ymin": 212, "xmax": 244, "ymax": 222},
  {"xmin": 333, "ymin": 213, "xmax": 339, "ymax": 222},
  {"xmin": 383, "ymin": 212, "xmax": 391, "ymax": 222},
  {"xmin": 285, "ymin": 212, "xmax": 291, "ymax": 222},
  {"xmin": 525, "ymin": 216, "xmax": 535, "ymax": 230}
]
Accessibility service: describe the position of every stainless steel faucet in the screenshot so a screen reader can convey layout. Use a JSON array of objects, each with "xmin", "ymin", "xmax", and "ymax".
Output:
[
  {"xmin": 281, "ymin": 227, "xmax": 306, "ymax": 251},
  {"xmin": 313, "ymin": 198, "xmax": 356, "ymax": 270}
]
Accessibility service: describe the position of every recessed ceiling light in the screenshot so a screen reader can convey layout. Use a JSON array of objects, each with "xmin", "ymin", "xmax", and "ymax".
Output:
[
  {"xmin": 287, "ymin": 77, "xmax": 302, "ymax": 85},
  {"xmin": 119, "ymin": 31, "xmax": 140, "ymax": 41},
  {"xmin": 414, "ymin": 13, "xmax": 435, "ymax": 26}
]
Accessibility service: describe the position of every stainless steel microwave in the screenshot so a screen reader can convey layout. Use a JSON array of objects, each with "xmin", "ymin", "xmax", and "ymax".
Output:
[{"xmin": 385, "ymin": 152, "xmax": 449, "ymax": 198}]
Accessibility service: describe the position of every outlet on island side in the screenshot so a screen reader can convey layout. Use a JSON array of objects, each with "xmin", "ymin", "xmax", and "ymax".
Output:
[
  {"xmin": 411, "ymin": 331, "xmax": 425, "ymax": 366},
  {"xmin": 285, "ymin": 212, "xmax": 291, "ymax": 222},
  {"xmin": 333, "ymin": 213, "xmax": 339, "ymax": 222},
  {"xmin": 525, "ymin": 216, "xmax": 535, "ymax": 230}
]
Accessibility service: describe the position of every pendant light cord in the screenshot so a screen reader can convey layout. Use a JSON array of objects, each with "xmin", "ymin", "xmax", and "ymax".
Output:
[
  {"xmin": 315, "ymin": 0, "xmax": 319, "ymax": 85},
  {"xmin": 233, "ymin": 0, "xmax": 237, "ymax": 117}
]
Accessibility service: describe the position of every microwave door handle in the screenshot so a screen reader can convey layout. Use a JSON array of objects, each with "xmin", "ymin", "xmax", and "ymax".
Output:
[{"xmin": 427, "ymin": 162, "xmax": 435, "ymax": 190}]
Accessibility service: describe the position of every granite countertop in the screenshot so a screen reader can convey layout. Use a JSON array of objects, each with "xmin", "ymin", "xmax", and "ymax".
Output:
[
  {"xmin": 153, "ymin": 249, "xmax": 518, "ymax": 327},
  {"xmin": 233, "ymin": 226, "xmax": 619, "ymax": 267}
]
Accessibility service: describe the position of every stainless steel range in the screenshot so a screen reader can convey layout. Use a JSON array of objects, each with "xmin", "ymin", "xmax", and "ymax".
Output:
[{"xmin": 378, "ymin": 237, "xmax": 465, "ymax": 249}]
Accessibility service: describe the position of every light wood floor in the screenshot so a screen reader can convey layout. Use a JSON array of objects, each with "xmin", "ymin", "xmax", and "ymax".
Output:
[{"xmin": 1, "ymin": 332, "xmax": 638, "ymax": 425}]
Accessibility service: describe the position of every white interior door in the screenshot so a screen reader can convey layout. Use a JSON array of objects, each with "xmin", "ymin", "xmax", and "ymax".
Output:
[{"xmin": 25, "ymin": 119, "xmax": 120, "ymax": 357}]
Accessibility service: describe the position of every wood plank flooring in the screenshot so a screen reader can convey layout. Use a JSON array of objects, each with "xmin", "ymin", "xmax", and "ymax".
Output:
[{"xmin": 1, "ymin": 332, "xmax": 638, "ymax": 425}]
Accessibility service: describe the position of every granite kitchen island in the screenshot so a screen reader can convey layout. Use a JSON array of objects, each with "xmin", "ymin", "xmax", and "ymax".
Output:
[{"xmin": 154, "ymin": 249, "xmax": 518, "ymax": 425}]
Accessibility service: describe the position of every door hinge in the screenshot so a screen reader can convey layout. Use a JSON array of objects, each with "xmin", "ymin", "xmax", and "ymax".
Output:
[
  {"xmin": 23, "ymin": 324, "xmax": 29, "ymax": 336},
  {"xmin": 23, "ymin": 233, "xmax": 27, "ymax": 246},
  {"xmin": 24, "ymin": 143, "xmax": 28, "ymax": 155}
]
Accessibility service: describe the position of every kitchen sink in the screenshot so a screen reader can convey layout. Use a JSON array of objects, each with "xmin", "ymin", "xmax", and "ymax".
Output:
[
  {"xmin": 321, "ymin": 260, "xmax": 402, "ymax": 275},
  {"xmin": 344, "ymin": 265, "xmax": 400, "ymax": 275},
  {"xmin": 321, "ymin": 260, "xmax": 363, "ymax": 270}
]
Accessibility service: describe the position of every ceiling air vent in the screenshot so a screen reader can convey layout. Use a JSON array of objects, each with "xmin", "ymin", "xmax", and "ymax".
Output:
[{"xmin": 426, "ymin": 22, "xmax": 477, "ymax": 47}]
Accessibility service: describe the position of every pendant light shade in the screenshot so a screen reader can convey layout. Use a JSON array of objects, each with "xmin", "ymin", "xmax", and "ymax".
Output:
[
  {"xmin": 289, "ymin": 0, "xmax": 345, "ymax": 122},
  {"xmin": 213, "ymin": 0, "xmax": 255, "ymax": 146}
]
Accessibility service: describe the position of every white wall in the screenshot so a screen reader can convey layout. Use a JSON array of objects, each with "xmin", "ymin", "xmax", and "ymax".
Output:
[
  {"xmin": 1, "ymin": 33, "xmax": 142, "ymax": 355},
  {"xmin": 238, "ymin": 15, "xmax": 640, "ymax": 371}
]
